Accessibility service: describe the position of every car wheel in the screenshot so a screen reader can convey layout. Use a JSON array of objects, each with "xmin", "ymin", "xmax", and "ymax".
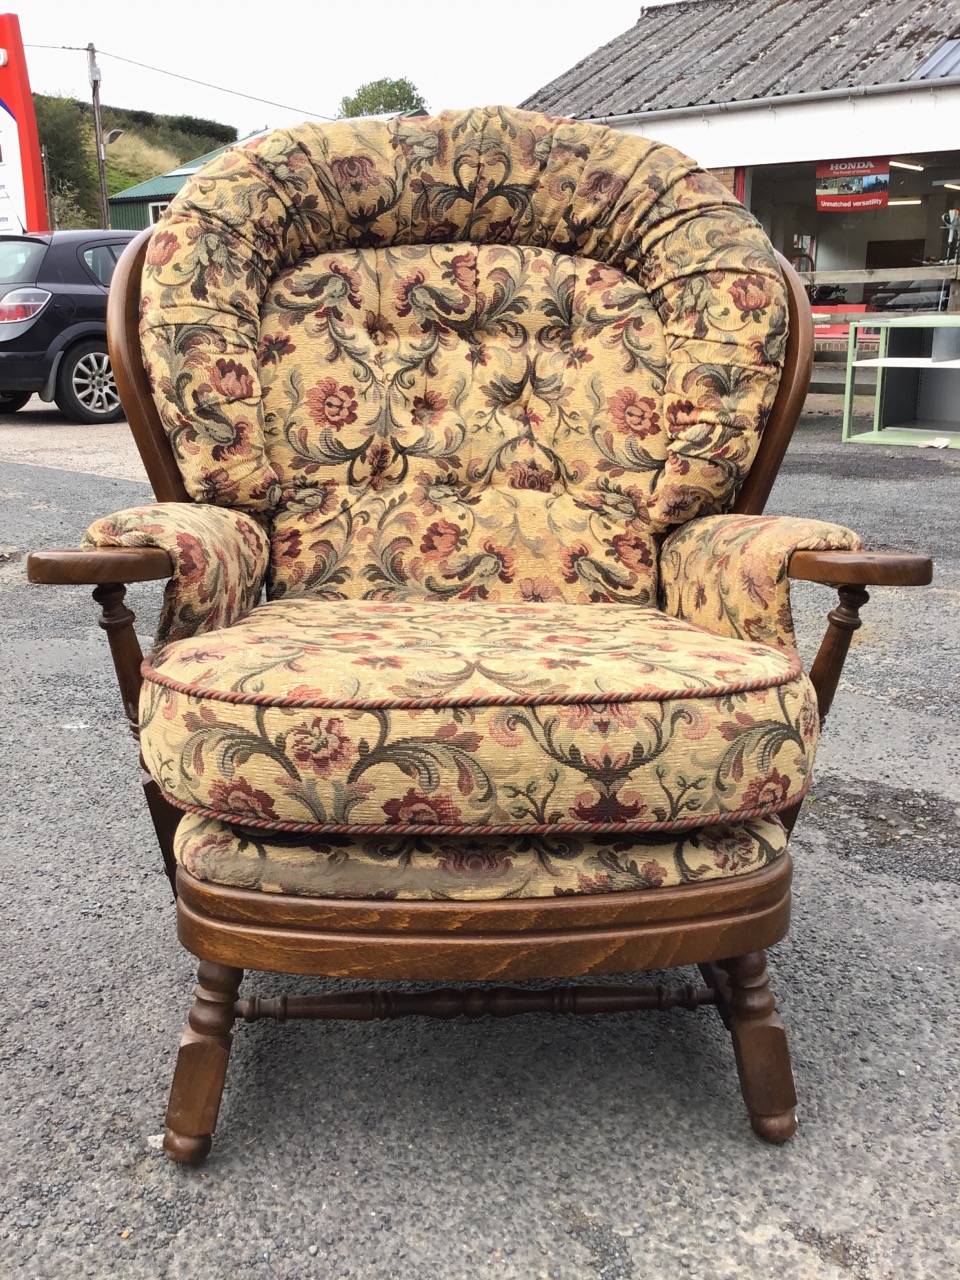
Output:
[
  {"xmin": 54, "ymin": 340, "xmax": 124, "ymax": 424},
  {"xmin": 0, "ymin": 390, "xmax": 32, "ymax": 413}
]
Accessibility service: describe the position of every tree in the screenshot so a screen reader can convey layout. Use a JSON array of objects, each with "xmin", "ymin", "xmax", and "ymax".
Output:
[
  {"xmin": 337, "ymin": 77, "xmax": 427, "ymax": 120},
  {"xmin": 33, "ymin": 95, "xmax": 100, "ymax": 223}
]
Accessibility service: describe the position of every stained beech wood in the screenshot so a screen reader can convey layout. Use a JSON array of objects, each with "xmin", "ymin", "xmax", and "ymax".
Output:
[
  {"xmin": 807, "ymin": 583, "xmax": 870, "ymax": 725},
  {"xmin": 234, "ymin": 983, "xmax": 717, "ymax": 1023},
  {"xmin": 27, "ymin": 546, "xmax": 173, "ymax": 585},
  {"xmin": 716, "ymin": 952, "xmax": 798, "ymax": 1143},
  {"xmin": 93, "ymin": 582, "xmax": 144, "ymax": 731},
  {"xmin": 173, "ymin": 859, "xmax": 792, "ymax": 982},
  {"xmin": 733, "ymin": 254, "xmax": 814, "ymax": 517},
  {"xmin": 164, "ymin": 961, "xmax": 243, "ymax": 1165},
  {"xmin": 788, "ymin": 549, "xmax": 932, "ymax": 586},
  {"xmin": 107, "ymin": 229, "xmax": 191, "ymax": 504},
  {"xmin": 177, "ymin": 855, "xmax": 792, "ymax": 934}
]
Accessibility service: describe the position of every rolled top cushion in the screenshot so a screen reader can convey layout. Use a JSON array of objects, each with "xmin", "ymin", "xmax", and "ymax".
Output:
[{"xmin": 140, "ymin": 105, "xmax": 787, "ymax": 531}]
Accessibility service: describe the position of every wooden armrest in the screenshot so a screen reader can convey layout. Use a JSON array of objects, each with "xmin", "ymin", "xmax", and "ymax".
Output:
[
  {"xmin": 27, "ymin": 547, "xmax": 174, "ymax": 585},
  {"xmin": 788, "ymin": 549, "xmax": 932, "ymax": 587}
]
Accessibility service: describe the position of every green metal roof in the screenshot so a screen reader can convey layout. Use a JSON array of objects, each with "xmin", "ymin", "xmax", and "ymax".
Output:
[
  {"xmin": 110, "ymin": 172, "xmax": 189, "ymax": 202},
  {"xmin": 109, "ymin": 137, "xmax": 258, "ymax": 203}
]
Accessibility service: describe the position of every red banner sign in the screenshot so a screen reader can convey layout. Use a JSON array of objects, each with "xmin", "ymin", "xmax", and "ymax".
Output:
[
  {"xmin": 0, "ymin": 13, "xmax": 48, "ymax": 232},
  {"xmin": 816, "ymin": 159, "xmax": 889, "ymax": 212}
]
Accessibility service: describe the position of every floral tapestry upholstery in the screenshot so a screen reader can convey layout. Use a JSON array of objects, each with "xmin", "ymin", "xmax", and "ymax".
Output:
[
  {"xmin": 139, "ymin": 598, "xmax": 819, "ymax": 838},
  {"xmin": 82, "ymin": 503, "xmax": 269, "ymax": 647},
  {"xmin": 264, "ymin": 243, "xmax": 668, "ymax": 604},
  {"xmin": 660, "ymin": 514, "xmax": 865, "ymax": 649},
  {"xmin": 174, "ymin": 809, "xmax": 787, "ymax": 900},
  {"xmin": 140, "ymin": 106, "xmax": 788, "ymax": 599}
]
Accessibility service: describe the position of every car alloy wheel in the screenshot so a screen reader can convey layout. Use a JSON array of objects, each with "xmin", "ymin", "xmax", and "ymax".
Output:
[
  {"xmin": 71, "ymin": 348, "xmax": 121, "ymax": 416},
  {"xmin": 54, "ymin": 339, "xmax": 125, "ymax": 424}
]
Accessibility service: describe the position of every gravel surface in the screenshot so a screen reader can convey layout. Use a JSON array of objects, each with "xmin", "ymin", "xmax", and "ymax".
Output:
[{"xmin": 1, "ymin": 402, "xmax": 958, "ymax": 1279}]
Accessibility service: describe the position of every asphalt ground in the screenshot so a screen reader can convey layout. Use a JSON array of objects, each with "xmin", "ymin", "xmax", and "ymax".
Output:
[{"xmin": 1, "ymin": 397, "xmax": 958, "ymax": 1280}]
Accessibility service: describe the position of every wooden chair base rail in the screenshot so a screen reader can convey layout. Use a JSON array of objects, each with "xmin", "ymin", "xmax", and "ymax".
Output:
[
  {"xmin": 162, "ymin": 947, "xmax": 796, "ymax": 1165},
  {"xmin": 234, "ymin": 982, "xmax": 718, "ymax": 1023}
]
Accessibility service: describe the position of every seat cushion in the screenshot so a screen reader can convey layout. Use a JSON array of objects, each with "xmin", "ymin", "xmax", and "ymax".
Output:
[
  {"xmin": 140, "ymin": 598, "xmax": 818, "ymax": 837},
  {"xmin": 174, "ymin": 810, "xmax": 787, "ymax": 900}
]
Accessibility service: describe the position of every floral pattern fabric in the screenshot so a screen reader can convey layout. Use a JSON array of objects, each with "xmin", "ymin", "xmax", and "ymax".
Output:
[
  {"xmin": 174, "ymin": 809, "xmax": 787, "ymax": 900},
  {"xmin": 140, "ymin": 106, "xmax": 787, "ymax": 550},
  {"xmin": 659, "ymin": 514, "xmax": 864, "ymax": 649},
  {"xmin": 83, "ymin": 504, "xmax": 269, "ymax": 647},
  {"xmin": 263, "ymin": 243, "xmax": 666, "ymax": 604},
  {"xmin": 139, "ymin": 597, "xmax": 818, "ymax": 837}
]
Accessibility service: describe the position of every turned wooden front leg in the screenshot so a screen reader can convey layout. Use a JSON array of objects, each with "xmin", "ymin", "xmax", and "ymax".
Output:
[
  {"xmin": 164, "ymin": 961, "xmax": 244, "ymax": 1166},
  {"xmin": 92, "ymin": 582, "xmax": 181, "ymax": 893},
  {"xmin": 717, "ymin": 951, "xmax": 797, "ymax": 1145},
  {"xmin": 807, "ymin": 582, "xmax": 869, "ymax": 726}
]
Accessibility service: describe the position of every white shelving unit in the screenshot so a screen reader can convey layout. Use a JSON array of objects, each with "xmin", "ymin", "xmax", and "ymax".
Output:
[{"xmin": 841, "ymin": 314, "xmax": 960, "ymax": 449}]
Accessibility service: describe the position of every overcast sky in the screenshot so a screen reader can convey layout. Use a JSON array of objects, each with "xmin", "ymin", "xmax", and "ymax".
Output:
[{"xmin": 20, "ymin": 1, "xmax": 683, "ymax": 138}]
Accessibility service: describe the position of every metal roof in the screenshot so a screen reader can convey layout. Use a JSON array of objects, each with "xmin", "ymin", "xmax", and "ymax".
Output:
[
  {"xmin": 110, "ymin": 172, "xmax": 188, "ymax": 203},
  {"xmin": 521, "ymin": 0, "xmax": 960, "ymax": 119},
  {"xmin": 110, "ymin": 134, "xmax": 266, "ymax": 204}
]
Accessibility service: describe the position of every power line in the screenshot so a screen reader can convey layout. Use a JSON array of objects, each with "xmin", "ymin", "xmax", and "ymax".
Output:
[{"xmin": 25, "ymin": 43, "xmax": 335, "ymax": 119}]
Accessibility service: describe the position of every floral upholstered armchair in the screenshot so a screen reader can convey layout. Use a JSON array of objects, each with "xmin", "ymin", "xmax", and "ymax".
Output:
[{"xmin": 28, "ymin": 107, "xmax": 930, "ymax": 1163}]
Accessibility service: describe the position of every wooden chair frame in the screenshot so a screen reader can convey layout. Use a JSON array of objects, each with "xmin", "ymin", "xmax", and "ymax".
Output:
[{"xmin": 28, "ymin": 231, "xmax": 932, "ymax": 1164}]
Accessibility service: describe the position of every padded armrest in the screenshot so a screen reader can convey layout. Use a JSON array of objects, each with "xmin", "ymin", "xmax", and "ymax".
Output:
[
  {"xmin": 28, "ymin": 546, "xmax": 174, "ymax": 585},
  {"xmin": 659, "ymin": 513, "xmax": 866, "ymax": 649},
  {"xmin": 75, "ymin": 503, "xmax": 270, "ymax": 648}
]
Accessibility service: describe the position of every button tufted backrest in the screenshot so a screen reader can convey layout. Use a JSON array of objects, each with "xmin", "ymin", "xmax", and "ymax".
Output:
[{"xmin": 140, "ymin": 106, "xmax": 787, "ymax": 604}]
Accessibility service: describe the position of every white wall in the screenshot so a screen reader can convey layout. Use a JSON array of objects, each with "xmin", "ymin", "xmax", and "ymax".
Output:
[{"xmin": 616, "ymin": 85, "xmax": 960, "ymax": 170}]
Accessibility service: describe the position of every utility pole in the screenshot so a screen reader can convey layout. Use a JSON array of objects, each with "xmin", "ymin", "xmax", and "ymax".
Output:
[{"xmin": 87, "ymin": 42, "xmax": 110, "ymax": 227}]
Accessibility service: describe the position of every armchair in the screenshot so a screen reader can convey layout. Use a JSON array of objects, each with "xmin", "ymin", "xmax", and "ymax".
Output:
[{"xmin": 28, "ymin": 106, "xmax": 930, "ymax": 1164}]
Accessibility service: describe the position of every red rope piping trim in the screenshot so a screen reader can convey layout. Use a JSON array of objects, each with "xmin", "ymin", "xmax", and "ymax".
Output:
[
  {"xmin": 160, "ymin": 777, "xmax": 812, "ymax": 839},
  {"xmin": 140, "ymin": 653, "xmax": 806, "ymax": 712}
]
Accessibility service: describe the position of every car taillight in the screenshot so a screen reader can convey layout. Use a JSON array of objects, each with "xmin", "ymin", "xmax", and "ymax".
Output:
[{"xmin": 0, "ymin": 287, "xmax": 51, "ymax": 322}]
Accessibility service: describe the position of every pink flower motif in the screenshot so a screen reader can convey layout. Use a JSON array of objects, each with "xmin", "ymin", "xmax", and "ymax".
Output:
[
  {"xmin": 420, "ymin": 519, "xmax": 463, "ymax": 559},
  {"xmin": 382, "ymin": 788, "xmax": 461, "ymax": 826},
  {"xmin": 210, "ymin": 358, "xmax": 254, "ymax": 400},
  {"xmin": 329, "ymin": 154, "xmax": 378, "ymax": 192},
  {"xmin": 519, "ymin": 576, "xmax": 564, "ymax": 602},
  {"xmin": 449, "ymin": 252, "xmax": 478, "ymax": 293},
  {"xmin": 208, "ymin": 777, "xmax": 279, "ymax": 823},
  {"xmin": 560, "ymin": 541, "xmax": 592, "ymax": 585},
  {"xmin": 570, "ymin": 790, "xmax": 645, "ymax": 825},
  {"xmin": 609, "ymin": 388, "xmax": 660, "ymax": 438},
  {"xmin": 507, "ymin": 460, "xmax": 555, "ymax": 492},
  {"xmin": 611, "ymin": 531, "xmax": 654, "ymax": 576},
  {"xmin": 412, "ymin": 391, "xmax": 448, "ymax": 426},
  {"xmin": 307, "ymin": 378, "xmax": 358, "ymax": 430},
  {"xmin": 146, "ymin": 230, "xmax": 178, "ymax": 266},
  {"xmin": 729, "ymin": 275, "xmax": 774, "ymax": 316},
  {"xmin": 742, "ymin": 769, "xmax": 792, "ymax": 810},
  {"xmin": 287, "ymin": 716, "xmax": 352, "ymax": 778}
]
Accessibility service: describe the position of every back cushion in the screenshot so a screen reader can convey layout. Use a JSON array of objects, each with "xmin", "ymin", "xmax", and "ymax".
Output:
[
  {"xmin": 262, "ymin": 242, "xmax": 667, "ymax": 603},
  {"xmin": 140, "ymin": 107, "xmax": 788, "ymax": 604}
]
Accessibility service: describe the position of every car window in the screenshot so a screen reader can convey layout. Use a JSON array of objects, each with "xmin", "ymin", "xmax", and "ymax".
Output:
[
  {"xmin": 82, "ymin": 244, "xmax": 118, "ymax": 287},
  {"xmin": 0, "ymin": 239, "xmax": 47, "ymax": 285}
]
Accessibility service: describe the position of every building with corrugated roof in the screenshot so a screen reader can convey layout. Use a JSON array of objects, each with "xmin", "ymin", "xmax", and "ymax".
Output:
[
  {"xmin": 108, "ymin": 135, "xmax": 265, "ymax": 230},
  {"xmin": 523, "ymin": 0, "xmax": 960, "ymax": 314}
]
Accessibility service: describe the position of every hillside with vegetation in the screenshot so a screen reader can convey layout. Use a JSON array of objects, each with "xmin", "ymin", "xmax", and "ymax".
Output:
[{"xmin": 33, "ymin": 94, "xmax": 238, "ymax": 228}]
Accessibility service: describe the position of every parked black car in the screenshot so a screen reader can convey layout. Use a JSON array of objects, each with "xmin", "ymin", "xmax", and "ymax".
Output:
[{"xmin": 0, "ymin": 229, "xmax": 138, "ymax": 423}]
